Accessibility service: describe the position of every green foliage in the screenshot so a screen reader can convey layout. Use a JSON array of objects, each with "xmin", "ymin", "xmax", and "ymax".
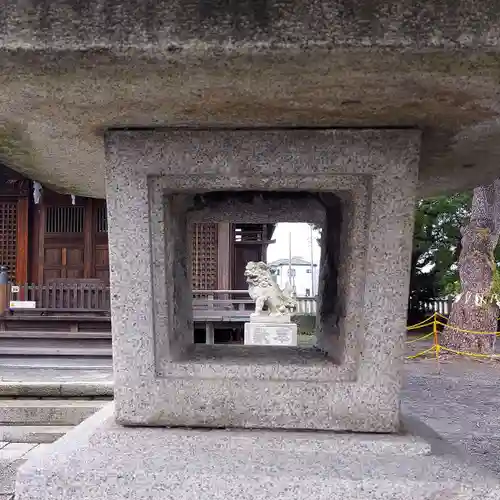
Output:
[
  {"xmin": 444, "ymin": 279, "xmax": 461, "ymax": 296},
  {"xmin": 489, "ymin": 264, "xmax": 500, "ymax": 297},
  {"xmin": 410, "ymin": 192, "xmax": 472, "ymax": 301},
  {"xmin": 315, "ymin": 195, "xmax": 500, "ymax": 304}
]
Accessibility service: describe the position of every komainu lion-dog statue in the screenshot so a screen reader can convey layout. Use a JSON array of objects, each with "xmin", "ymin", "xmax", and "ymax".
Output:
[{"xmin": 244, "ymin": 261, "xmax": 297, "ymax": 316}]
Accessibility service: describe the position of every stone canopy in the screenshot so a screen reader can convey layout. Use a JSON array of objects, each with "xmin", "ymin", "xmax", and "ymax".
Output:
[{"xmin": 2, "ymin": 0, "xmax": 500, "ymax": 197}]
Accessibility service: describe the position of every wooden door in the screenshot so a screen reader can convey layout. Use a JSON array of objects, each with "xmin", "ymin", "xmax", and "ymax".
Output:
[
  {"xmin": 42, "ymin": 204, "xmax": 85, "ymax": 282},
  {"xmin": 232, "ymin": 244, "xmax": 261, "ymax": 290},
  {"xmin": 43, "ymin": 245, "xmax": 85, "ymax": 281},
  {"xmin": 94, "ymin": 244, "xmax": 109, "ymax": 282},
  {"xmin": 94, "ymin": 201, "xmax": 109, "ymax": 282}
]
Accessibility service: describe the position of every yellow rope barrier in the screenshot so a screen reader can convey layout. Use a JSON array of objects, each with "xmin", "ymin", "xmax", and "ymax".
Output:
[
  {"xmin": 433, "ymin": 313, "xmax": 439, "ymax": 361},
  {"xmin": 407, "ymin": 321, "xmax": 434, "ymax": 331},
  {"xmin": 406, "ymin": 311, "xmax": 499, "ymax": 360},
  {"xmin": 407, "ymin": 314, "xmax": 436, "ymax": 330},
  {"xmin": 439, "ymin": 346, "xmax": 498, "ymax": 359},
  {"xmin": 435, "ymin": 311, "xmax": 448, "ymax": 320},
  {"xmin": 406, "ymin": 331, "xmax": 435, "ymax": 344},
  {"xmin": 407, "ymin": 346, "xmax": 436, "ymax": 359},
  {"xmin": 435, "ymin": 321, "xmax": 500, "ymax": 336}
]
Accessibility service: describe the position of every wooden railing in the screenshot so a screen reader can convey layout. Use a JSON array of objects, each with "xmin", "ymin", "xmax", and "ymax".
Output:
[
  {"xmin": 5, "ymin": 285, "xmax": 318, "ymax": 316},
  {"xmin": 8, "ymin": 282, "xmax": 111, "ymax": 311}
]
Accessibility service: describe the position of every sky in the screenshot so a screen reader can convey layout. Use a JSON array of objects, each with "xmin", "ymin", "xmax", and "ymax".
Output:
[{"xmin": 266, "ymin": 223, "xmax": 321, "ymax": 264}]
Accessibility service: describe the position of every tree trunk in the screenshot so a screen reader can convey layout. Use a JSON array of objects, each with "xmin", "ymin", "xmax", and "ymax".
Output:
[{"xmin": 442, "ymin": 182, "xmax": 500, "ymax": 355}]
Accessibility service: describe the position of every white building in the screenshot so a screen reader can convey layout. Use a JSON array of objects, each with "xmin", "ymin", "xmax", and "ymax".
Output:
[{"xmin": 268, "ymin": 257, "xmax": 319, "ymax": 297}]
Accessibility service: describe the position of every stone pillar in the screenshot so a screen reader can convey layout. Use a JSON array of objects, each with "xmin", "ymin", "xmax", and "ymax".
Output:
[
  {"xmin": 163, "ymin": 194, "xmax": 193, "ymax": 358},
  {"xmin": 205, "ymin": 323, "xmax": 215, "ymax": 344},
  {"xmin": 315, "ymin": 170, "xmax": 416, "ymax": 425},
  {"xmin": 99, "ymin": 129, "xmax": 420, "ymax": 432},
  {"xmin": 105, "ymin": 161, "xmax": 156, "ymax": 400},
  {"xmin": 315, "ymin": 193, "xmax": 343, "ymax": 359},
  {"xmin": 105, "ymin": 153, "xmax": 193, "ymax": 420}
]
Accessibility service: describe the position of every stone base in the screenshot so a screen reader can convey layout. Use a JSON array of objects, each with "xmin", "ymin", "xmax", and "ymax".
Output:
[
  {"xmin": 248, "ymin": 313, "xmax": 293, "ymax": 323},
  {"xmin": 15, "ymin": 405, "xmax": 500, "ymax": 500},
  {"xmin": 244, "ymin": 320, "xmax": 298, "ymax": 346}
]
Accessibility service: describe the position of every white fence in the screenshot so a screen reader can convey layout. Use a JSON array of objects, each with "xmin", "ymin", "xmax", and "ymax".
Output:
[
  {"xmin": 411, "ymin": 297, "xmax": 454, "ymax": 316},
  {"xmin": 295, "ymin": 296, "xmax": 317, "ymax": 315}
]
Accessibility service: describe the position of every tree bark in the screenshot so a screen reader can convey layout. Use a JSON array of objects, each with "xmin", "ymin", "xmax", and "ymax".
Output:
[{"xmin": 442, "ymin": 182, "xmax": 500, "ymax": 354}]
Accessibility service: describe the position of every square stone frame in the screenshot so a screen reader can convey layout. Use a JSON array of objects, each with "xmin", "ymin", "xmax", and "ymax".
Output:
[
  {"xmin": 155, "ymin": 188, "xmax": 354, "ymax": 373},
  {"xmin": 186, "ymin": 194, "xmax": 330, "ymax": 349},
  {"xmin": 105, "ymin": 128, "xmax": 420, "ymax": 432}
]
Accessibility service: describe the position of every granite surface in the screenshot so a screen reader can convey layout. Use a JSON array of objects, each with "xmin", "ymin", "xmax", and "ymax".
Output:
[
  {"xmin": 315, "ymin": 192, "xmax": 344, "ymax": 359},
  {"xmin": 2, "ymin": 1, "xmax": 500, "ymax": 198},
  {"xmin": 4, "ymin": 353, "xmax": 500, "ymax": 497},
  {"xmin": 1, "ymin": 442, "xmax": 45, "ymax": 500},
  {"xmin": 14, "ymin": 404, "xmax": 500, "ymax": 500},
  {"xmin": 5, "ymin": 0, "xmax": 500, "ymax": 49},
  {"xmin": 187, "ymin": 195, "xmax": 325, "ymax": 225},
  {"xmin": 106, "ymin": 129, "xmax": 419, "ymax": 432}
]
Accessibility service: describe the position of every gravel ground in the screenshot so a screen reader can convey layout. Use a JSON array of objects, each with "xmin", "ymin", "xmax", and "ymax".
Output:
[{"xmin": 403, "ymin": 352, "xmax": 500, "ymax": 476}]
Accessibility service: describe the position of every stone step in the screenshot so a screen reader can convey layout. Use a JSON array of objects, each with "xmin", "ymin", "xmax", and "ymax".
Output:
[
  {"xmin": 0, "ymin": 425, "xmax": 73, "ymax": 443},
  {"xmin": 0, "ymin": 381, "xmax": 114, "ymax": 398},
  {"xmin": 0, "ymin": 355, "xmax": 113, "ymax": 369},
  {"xmin": 0, "ymin": 337, "xmax": 112, "ymax": 357},
  {"xmin": 0, "ymin": 331, "xmax": 111, "ymax": 339},
  {"xmin": 0, "ymin": 398, "xmax": 111, "ymax": 426},
  {"xmin": 0, "ymin": 346, "xmax": 112, "ymax": 356}
]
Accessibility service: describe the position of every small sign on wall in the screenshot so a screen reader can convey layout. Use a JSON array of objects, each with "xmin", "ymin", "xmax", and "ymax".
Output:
[{"xmin": 9, "ymin": 301, "xmax": 36, "ymax": 309}]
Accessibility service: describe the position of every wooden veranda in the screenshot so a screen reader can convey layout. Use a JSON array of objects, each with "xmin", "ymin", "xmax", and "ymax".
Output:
[{"xmin": 0, "ymin": 281, "xmax": 317, "ymax": 336}]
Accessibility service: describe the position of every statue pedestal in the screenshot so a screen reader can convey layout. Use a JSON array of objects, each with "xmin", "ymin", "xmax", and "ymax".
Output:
[
  {"xmin": 244, "ymin": 313, "xmax": 298, "ymax": 346},
  {"xmin": 16, "ymin": 405, "xmax": 500, "ymax": 500}
]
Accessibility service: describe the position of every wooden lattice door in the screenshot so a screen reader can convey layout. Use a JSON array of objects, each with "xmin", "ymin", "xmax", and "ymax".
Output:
[
  {"xmin": 43, "ymin": 205, "xmax": 85, "ymax": 281},
  {"xmin": 191, "ymin": 223, "xmax": 218, "ymax": 290},
  {"xmin": 0, "ymin": 201, "xmax": 17, "ymax": 280}
]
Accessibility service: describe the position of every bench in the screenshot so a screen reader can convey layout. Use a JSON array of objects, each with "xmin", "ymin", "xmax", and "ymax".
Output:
[{"xmin": 193, "ymin": 306, "xmax": 253, "ymax": 344}]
